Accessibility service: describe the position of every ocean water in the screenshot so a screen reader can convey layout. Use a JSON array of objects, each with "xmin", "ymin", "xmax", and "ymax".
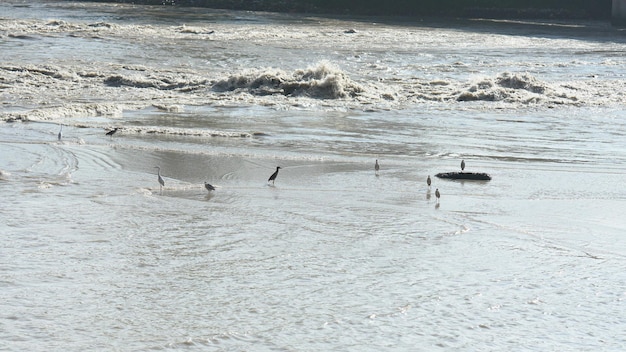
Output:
[{"xmin": 1, "ymin": 1, "xmax": 626, "ymax": 350}]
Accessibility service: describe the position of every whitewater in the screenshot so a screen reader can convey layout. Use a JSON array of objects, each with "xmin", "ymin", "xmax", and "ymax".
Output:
[{"xmin": 1, "ymin": 1, "xmax": 626, "ymax": 351}]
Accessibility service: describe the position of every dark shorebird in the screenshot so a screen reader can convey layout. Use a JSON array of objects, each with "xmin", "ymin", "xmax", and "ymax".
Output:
[
  {"xmin": 427, "ymin": 175, "xmax": 431, "ymax": 188},
  {"xmin": 106, "ymin": 127, "xmax": 119, "ymax": 137},
  {"xmin": 154, "ymin": 166, "xmax": 165, "ymax": 194},
  {"xmin": 435, "ymin": 188, "xmax": 440, "ymax": 203},
  {"xmin": 268, "ymin": 166, "xmax": 281, "ymax": 185},
  {"xmin": 58, "ymin": 125, "xmax": 63, "ymax": 141},
  {"xmin": 461, "ymin": 159, "xmax": 465, "ymax": 171},
  {"xmin": 375, "ymin": 159, "xmax": 380, "ymax": 174},
  {"xmin": 204, "ymin": 182, "xmax": 215, "ymax": 192}
]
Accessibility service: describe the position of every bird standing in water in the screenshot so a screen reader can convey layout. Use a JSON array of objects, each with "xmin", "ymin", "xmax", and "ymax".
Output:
[
  {"xmin": 58, "ymin": 125, "xmax": 63, "ymax": 141},
  {"xmin": 427, "ymin": 175, "xmax": 431, "ymax": 188},
  {"xmin": 204, "ymin": 182, "xmax": 215, "ymax": 192},
  {"xmin": 106, "ymin": 127, "xmax": 119, "ymax": 138},
  {"xmin": 461, "ymin": 159, "xmax": 465, "ymax": 171},
  {"xmin": 154, "ymin": 166, "xmax": 165, "ymax": 194},
  {"xmin": 375, "ymin": 159, "xmax": 380, "ymax": 175},
  {"xmin": 268, "ymin": 166, "xmax": 281, "ymax": 185},
  {"xmin": 435, "ymin": 188, "xmax": 440, "ymax": 203}
]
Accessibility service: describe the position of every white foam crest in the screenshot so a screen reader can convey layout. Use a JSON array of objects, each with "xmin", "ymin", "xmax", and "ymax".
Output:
[
  {"xmin": 0, "ymin": 18, "xmax": 119, "ymax": 37},
  {"xmin": 175, "ymin": 25, "xmax": 215, "ymax": 35},
  {"xmin": 212, "ymin": 61, "xmax": 364, "ymax": 99},
  {"xmin": 103, "ymin": 72, "xmax": 210, "ymax": 91},
  {"xmin": 0, "ymin": 62, "xmax": 210, "ymax": 121},
  {"xmin": 0, "ymin": 169, "xmax": 12, "ymax": 179},
  {"xmin": 395, "ymin": 72, "xmax": 626, "ymax": 108},
  {"xmin": 456, "ymin": 72, "xmax": 579, "ymax": 105},
  {"xmin": 0, "ymin": 64, "xmax": 81, "ymax": 81},
  {"xmin": 0, "ymin": 16, "xmax": 228, "ymax": 43},
  {"xmin": 119, "ymin": 125, "xmax": 262, "ymax": 138},
  {"xmin": 1, "ymin": 103, "xmax": 129, "ymax": 122}
]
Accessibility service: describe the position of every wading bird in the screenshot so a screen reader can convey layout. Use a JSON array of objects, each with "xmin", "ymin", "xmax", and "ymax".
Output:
[
  {"xmin": 461, "ymin": 159, "xmax": 465, "ymax": 171},
  {"xmin": 435, "ymin": 188, "xmax": 440, "ymax": 203},
  {"xmin": 106, "ymin": 127, "xmax": 119, "ymax": 137},
  {"xmin": 58, "ymin": 125, "xmax": 63, "ymax": 141},
  {"xmin": 427, "ymin": 175, "xmax": 431, "ymax": 188},
  {"xmin": 375, "ymin": 159, "xmax": 380, "ymax": 174},
  {"xmin": 204, "ymin": 182, "xmax": 215, "ymax": 192},
  {"xmin": 154, "ymin": 166, "xmax": 165, "ymax": 194},
  {"xmin": 268, "ymin": 166, "xmax": 281, "ymax": 185}
]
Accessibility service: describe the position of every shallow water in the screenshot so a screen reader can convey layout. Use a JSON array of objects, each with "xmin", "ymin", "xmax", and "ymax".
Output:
[{"xmin": 1, "ymin": 1, "xmax": 626, "ymax": 351}]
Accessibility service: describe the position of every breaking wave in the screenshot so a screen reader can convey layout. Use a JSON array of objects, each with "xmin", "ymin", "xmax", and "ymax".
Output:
[
  {"xmin": 212, "ymin": 62, "xmax": 364, "ymax": 99},
  {"xmin": 496, "ymin": 73, "xmax": 547, "ymax": 94},
  {"xmin": 0, "ymin": 60, "xmax": 619, "ymax": 124},
  {"xmin": 456, "ymin": 72, "xmax": 578, "ymax": 105}
]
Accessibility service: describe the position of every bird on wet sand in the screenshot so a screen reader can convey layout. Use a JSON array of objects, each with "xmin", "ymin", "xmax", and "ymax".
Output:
[
  {"xmin": 58, "ymin": 125, "xmax": 63, "ymax": 141},
  {"xmin": 435, "ymin": 188, "xmax": 440, "ymax": 203},
  {"xmin": 106, "ymin": 127, "xmax": 119, "ymax": 137},
  {"xmin": 268, "ymin": 166, "xmax": 281, "ymax": 185},
  {"xmin": 461, "ymin": 159, "xmax": 465, "ymax": 171},
  {"xmin": 204, "ymin": 182, "xmax": 215, "ymax": 192},
  {"xmin": 375, "ymin": 159, "xmax": 380, "ymax": 174},
  {"xmin": 427, "ymin": 175, "xmax": 431, "ymax": 188},
  {"xmin": 154, "ymin": 166, "xmax": 165, "ymax": 194}
]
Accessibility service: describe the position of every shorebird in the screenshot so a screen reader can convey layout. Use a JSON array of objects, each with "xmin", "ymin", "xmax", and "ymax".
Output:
[
  {"xmin": 106, "ymin": 127, "xmax": 119, "ymax": 137},
  {"xmin": 57, "ymin": 125, "xmax": 63, "ymax": 141},
  {"xmin": 204, "ymin": 182, "xmax": 215, "ymax": 192},
  {"xmin": 461, "ymin": 159, "xmax": 465, "ymax": 171},
  {"xmin": 435, "ymin": 188, "xmax": 440, "ymax": 203},
  {"xmin": 427, "ymin": 175, "xmax": 431, "ymax": 188},
  {"xmin": 268, "ymin": 166, "xmax": 281, "ymax": 185},
  {"xmin": 154, "ymin": 166, "xmax": 165, "ymax": 194},
  {"xmin": 375, "ymin": 159, "xmax": 380, "ymax": 174}
]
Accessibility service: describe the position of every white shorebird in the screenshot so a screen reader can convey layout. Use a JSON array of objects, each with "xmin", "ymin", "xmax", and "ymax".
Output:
[
  {"xmin": 268, "ymin": 166, "xmax": 281, "ymax": 185},
  {"xmin": 154, "ymin": 166, "xmax": 165, "ymax": 194},
  {"xmin": 58, "ymin": 125, "xmax": 63, "ymax": 141}
]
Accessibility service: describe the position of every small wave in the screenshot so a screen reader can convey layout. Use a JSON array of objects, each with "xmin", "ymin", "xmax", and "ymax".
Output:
[
  {"xmin": 1, "ymin": 64, "xmax": 79, "ymax": 81},
  {"xmin": 87, "ymin": 22, "xmax": 113, "ymax": 29},
  {"xmin": 116, "ymin": 126, "xmax": 261, "ymax": 138},
  {"xmin": 456, "ymin": 72, "xmax": 577, "ymax": 104},
  {"xmin": 103, "ymin": 74, "xmax": 209, "ymax": 91},
  {"xmin": 176, "ymin": 25, "xmax": 215, "ymax": 35},
  {"xmin": 8, "ymin": 34, "xmax": 38, "ymax": 40},
  {"xmin": 212, "ymin": 62, "xmax": 364, "ymax": 99},
  {"xmin": 46, "ymin": 20, "xmax": 67, "ymax": 27},
  {"xmin": 496, "ymin": 72, "xmax": 547, "ymax": 94},
  {"xmin": 152, "ymin": 103, "xmax": 184, "ymax": 112},
  {"xmin": 0, "ymin": 169, "xmax": 12, "ymax": 180},
  {"xmin": 1, "ymin": 103, "xmax": 128, "ymax": 122}
]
